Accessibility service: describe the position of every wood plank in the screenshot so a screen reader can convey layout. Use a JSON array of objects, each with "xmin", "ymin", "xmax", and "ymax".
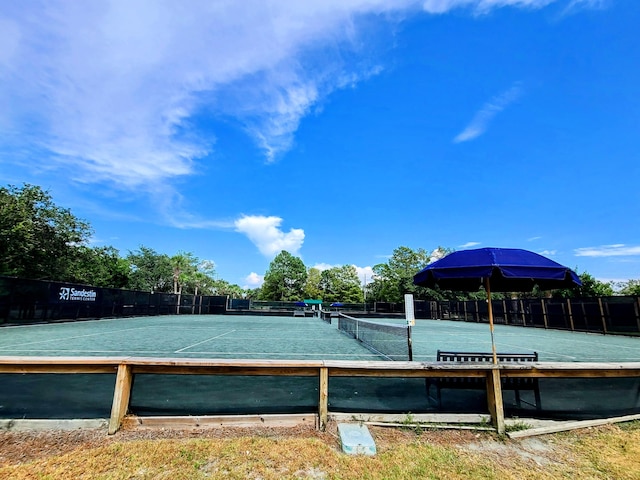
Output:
[
  {"xmin": 131, "ymin": 365, "xmax": 319, "ymax": 376},
  {"xmin": 108, "ymin": 364, "xmax": 133, "ymax": 435},
  {"xmin": 507, "ymin": 413, "xmax": 640, "ymax": 439},
  {"xmin": 366, "ymin": 421, "xmax": 495, "ymax": 431},
  {"xmin": 486, "ymin": 368, "xmax": 505, "ymax": 434},
  {"xmin": 330, "ymin": 413, "xmax": 489, "ymax": 424},
  {"xmin": 318, "ymin": 367, "xmax": 328, "ymax": 430},
  {"xmin": 122, "ymin": 414, "xmax": 316, "ymax": 429}
]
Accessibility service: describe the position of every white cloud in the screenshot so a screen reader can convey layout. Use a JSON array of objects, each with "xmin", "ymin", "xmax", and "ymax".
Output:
[
  {"xmin": 354, "ymin": 265, "xmax": 375, "ymax": 284},
  {"xmin": 1, "ymin": 0, "xmax": 414, "ymax": 190},
  {"xmin": 458, "ymin": 242, "xmax": 480, "ymax": 248},
  {"xmin": 312, "ymin": 263, "xmax": 337, "ymax": 272},
  {"xmin": 575, "ymin": 245, "xmax": 640, "ymax": 257},
  {"xmin": 234, "ymin": 215, "xmax": 305, "ymax": 257},
  {"xmin": 453, "ymin": 83, "xmax": 523, "ymax": 143},
  {"xmin": 527, "ymin": 236, "xmax": 542, "ymax": 241},
  {"xmin": 1, "ymin": 1, "xmax": 584, "ymax": 193},
  {"xmin": 244, "ymin": 272, "xmax": 264, "ymax": 289},
  {"xmin": 423, "ymin": 0, "xmax": 557, "ymax": 15},
  {"xmin": 539, "ymin": 249, "xmax": 557, "ymax": 256}
]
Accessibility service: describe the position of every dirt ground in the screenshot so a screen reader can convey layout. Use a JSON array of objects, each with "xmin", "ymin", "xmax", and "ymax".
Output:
[{"xmin": 0, "ymin": 422, "xmax": 571, "ymax": 469}]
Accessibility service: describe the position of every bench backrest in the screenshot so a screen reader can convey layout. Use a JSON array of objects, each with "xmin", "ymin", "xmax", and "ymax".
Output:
[{"xmin": 437, "ymin": 350, "xmax": 538, "ymax": 363}]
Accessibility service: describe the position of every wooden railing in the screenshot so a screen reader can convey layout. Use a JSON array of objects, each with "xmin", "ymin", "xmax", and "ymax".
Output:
[{"xmin": 1, "ymin": 357, "xmax": 640, "ymax": 434}]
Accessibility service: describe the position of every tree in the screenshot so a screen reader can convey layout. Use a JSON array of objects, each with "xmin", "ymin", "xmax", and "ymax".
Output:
[
  {"xmin": 551, "ymin": 272, "xmax": 614, "ymax": 298},
  {"xmin": 0, "ymin": 184, "xmax": 92, "ymax": 280},
  {"xmin": 67, "ymin": 246, "xmax": 130, "ymax": 288},
  {"xmin": 318, "ymin": 265, "xmax": 363, "ymax": 303},
  {"xmin": 127, "ymin": 246, "xmax": 173, "ymax": 292},
  {"xmin": 170, "ymin": 252, "xmax": 198, "ymax": 295},
  {"xmin": 304, "ymin": 268, "xmax": 323, "ymax": 299},
  {"xmin": 368, "ymin": 246, "xmax": 434, "ymax": 302},
  {"xmin": 260, "ymin": 251, "xmax": 307, "ymax": 301},
  {"xmin": 617, "ymin": 280, "xmax": 640, "ymax": 296}
]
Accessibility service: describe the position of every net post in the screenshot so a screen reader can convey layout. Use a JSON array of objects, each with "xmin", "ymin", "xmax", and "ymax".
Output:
[{"xmin": 405, "ymin": 294, "xmax": 415, "ymax": 361}]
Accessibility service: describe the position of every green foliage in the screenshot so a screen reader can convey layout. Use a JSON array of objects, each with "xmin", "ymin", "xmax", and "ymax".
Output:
[
  {"xmin": 304, "ymin": 267, "xmax": 323, "ymax": 300},
  {"xmin": 368, "ymin": 246, "xmax": 436, "ymax": 302},
  {"xmin": 127, "ymin": 246, "xmax": 173, "ymax": 292},
  {"xmin": 260, "ymin": 251, "xmax": 307, "ymax": 301},
  {"xmin": 617, "ymin": 279, "xmax": 640, "ymax": 296},
  {"xmin": 0, "ymin": 184, "xmax": 92, "ymax": 281},
  {"xmin": 170, "ymin": 251, "xmax": 199, "ymax": 294},
  {"xmin": 318, "ymin": 265, "xmax": 363, "ymax": 303},
  {"xmin": 552, "ymin": 272, "xmax": 614, "ymax": 298},
  {"xmin": 66, "ymin": 246, "xmax": 130, "ymax": 288}
]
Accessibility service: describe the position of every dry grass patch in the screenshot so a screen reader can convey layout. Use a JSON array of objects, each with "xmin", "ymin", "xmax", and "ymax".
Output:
[{"xmin": 1, "ymin": 421, "xmax": 640, "ymax": 479}]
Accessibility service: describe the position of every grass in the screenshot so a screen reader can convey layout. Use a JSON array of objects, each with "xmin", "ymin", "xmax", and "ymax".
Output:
[{"xmin": 2, "ymin": 422, "xmax": 640, "ymax": 479}]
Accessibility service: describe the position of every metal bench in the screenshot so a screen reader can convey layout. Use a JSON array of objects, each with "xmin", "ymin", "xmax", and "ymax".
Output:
[{"xmin": 426, "ymin": 350, "xmax": 541, "ymax": 410}]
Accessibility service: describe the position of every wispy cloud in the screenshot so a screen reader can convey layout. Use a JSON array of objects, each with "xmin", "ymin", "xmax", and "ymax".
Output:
[
  {"xmin": 575, "ymin": 245, "xmax": 640, "ymax": 257},
  {"xmin": 1, "ymin": 1, "xmax": 410, "ymax": 190},
  {"xmin": 527, "ymin": 236, "xmax": 542, "ymax": 241},
  {"xmin": 560, "ymin": 0, "xmax": 609, "ymax": 16},
  {"xmin": 453, "ymin": 83, "xmax": 523, "ymax": 143},
  {"xmin": 423, "ymin": 0, "xmax": 558, "ymax": 15},
  {"xmin": 234, "ymin": 215, "xmax": 305, "ymax": 257},
  {"xmin": 458, "ymin": 242, "xmax": 481, "ymax": 248}
]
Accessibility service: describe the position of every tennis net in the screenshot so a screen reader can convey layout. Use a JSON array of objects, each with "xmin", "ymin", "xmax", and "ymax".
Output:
[{"xmin": 337, "ymin": 313, "xmax": 413, "ymax": 361}]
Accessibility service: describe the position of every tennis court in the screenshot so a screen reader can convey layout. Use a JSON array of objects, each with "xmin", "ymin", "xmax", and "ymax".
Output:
[
  {"xmin": 2, "ymin": 314, "xmax": 640, "ymax": 421},
  {"xmin": 3, "ymin": 314, "xmax": 640, "ymax": 362}
]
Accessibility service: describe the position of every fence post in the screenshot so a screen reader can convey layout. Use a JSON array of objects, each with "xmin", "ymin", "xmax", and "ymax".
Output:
[
  {"xmin": 486, "ymin": 368, "xmax": 505, "ymax": 434},
  {"xmin": 598, "ymin": 298, "xmax": 608, "ymax": 334},
  {"xmin": 109, "ymin": 363, "xmax": 133, "ymax": 435},
  {"xmin": 635, "ymin": 297, "xmax": 640, "ymax": 334},
  {"xmin": 541, "ymin": 299, "xmax": 549, "ymax": 329},
  {"xmin": 318, "ymin": 367, "xmax": 329, "ymax": 431},
  {"xmin": 567, "ymin": 299, "xmax": 575, "ymax": 331}
]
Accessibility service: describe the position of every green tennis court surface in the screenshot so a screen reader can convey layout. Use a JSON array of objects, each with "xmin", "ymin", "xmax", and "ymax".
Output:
[
  {"xmin": 2, "ymin": 315, "xmax": 640, "ymax": 362},
  {"xmin": 2, "ymin": 315, "xmax": 640, "ymax": 421}
]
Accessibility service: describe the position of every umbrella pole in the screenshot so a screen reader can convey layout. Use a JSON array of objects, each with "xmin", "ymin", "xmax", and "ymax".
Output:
[{"xmin": 485, "ymin": 278, "xmax": 498, "ymax": 364}]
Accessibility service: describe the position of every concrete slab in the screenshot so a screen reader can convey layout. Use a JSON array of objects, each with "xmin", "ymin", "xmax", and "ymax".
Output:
[{"xmin": 337, "ymin": 423, "xmax": 376, "ymax": 456}]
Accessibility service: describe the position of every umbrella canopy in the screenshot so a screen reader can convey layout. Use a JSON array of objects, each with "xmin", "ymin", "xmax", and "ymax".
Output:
[
  {"xmin": 413, "ymin": 247, "xmax": 582, "ymax": 363},
  {"xmin": 294, "ymin": 301, "xmax": 307, "ymax": 307},
  {"xmin": 330, "ymin": 302, "xmax": 344, "ymax": 307}
]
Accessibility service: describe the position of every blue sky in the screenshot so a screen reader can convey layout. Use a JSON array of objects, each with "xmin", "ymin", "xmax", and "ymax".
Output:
[{"xmin": 1, "ymin": 0, "xmax": 639, "ymax": 289}]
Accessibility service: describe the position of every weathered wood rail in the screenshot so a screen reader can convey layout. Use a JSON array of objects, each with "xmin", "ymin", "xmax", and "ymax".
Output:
[{"xmin": 2, "ymin": 356, "xmax": 640, "ymax": 434}]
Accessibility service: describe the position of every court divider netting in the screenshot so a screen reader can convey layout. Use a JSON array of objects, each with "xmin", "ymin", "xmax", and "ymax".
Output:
[{"xmin": 337, "ymin": 312, "xmax": 413, "ymax": 361}]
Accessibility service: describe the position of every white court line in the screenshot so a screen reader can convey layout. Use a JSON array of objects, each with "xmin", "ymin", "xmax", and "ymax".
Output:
[
  {"xmin": 0, "ymin": 326, "xmax": 152, "ymax": 349},
  {"xmin": 174, "ymin": 330, "xmax": 237, "ymax": 353}
]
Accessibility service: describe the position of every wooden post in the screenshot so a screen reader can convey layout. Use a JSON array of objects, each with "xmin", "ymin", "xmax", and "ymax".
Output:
[
  {"xmin": 318, "ymin": 367, "xmax": 329, "ymax": 431},
  {"xmin": 108, "ymin": 364, "xmax": 133, "ymax": 435},
  {"xmin": 486, "ymin": 367, "xmax": 505, "ymax": 434},
  {"xmin": 635, "ymin": 297, "xmax": 640, "ymax": 334},
  {"xmin": 520, "ymin": 299, "xmax": 526, "ymax": 326},
  {"xmin": 567, "ymin": 298, "xmax": 575, "ymax": 332},
  {"xmin": 598, "ymin": 298, "xmax": 608, "ymax": 334},
  {"xmin": 475, "ymin": 300, "xmax": 480, "ymax": 323},
  {"xmin": 502, "ymin": 300, "xmax": 507, "ymax": 325},
  {"xmin": 463, "ymin": 301, "xmax": 468, "ymax": 322},
  {"xmin": 541, "ymin": 299, "xmax": 549, "ymax": 329}
]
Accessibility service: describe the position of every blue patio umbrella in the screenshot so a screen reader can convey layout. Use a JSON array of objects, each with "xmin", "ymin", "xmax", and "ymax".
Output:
[
  {"xmin": 294, "ymin": 301, "xmax": 307, "ymax": 307},
  {"xmin": 413, "ymin": 247, "xmax": 581, "ymax": 363},
  {"xmin": 330, "ymin": 302, "xmax": 344, "ymax": 307}
]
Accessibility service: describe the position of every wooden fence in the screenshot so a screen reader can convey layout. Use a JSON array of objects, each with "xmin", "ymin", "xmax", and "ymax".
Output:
[{"xmin": 2, "ymin": 357, "xmax": 640, "ymax": 435}]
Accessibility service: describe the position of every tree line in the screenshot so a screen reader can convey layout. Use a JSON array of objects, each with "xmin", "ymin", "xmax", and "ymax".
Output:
[{"xmin": 2, "ymin": 184, "xmax": 639, "ymax": 302}]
